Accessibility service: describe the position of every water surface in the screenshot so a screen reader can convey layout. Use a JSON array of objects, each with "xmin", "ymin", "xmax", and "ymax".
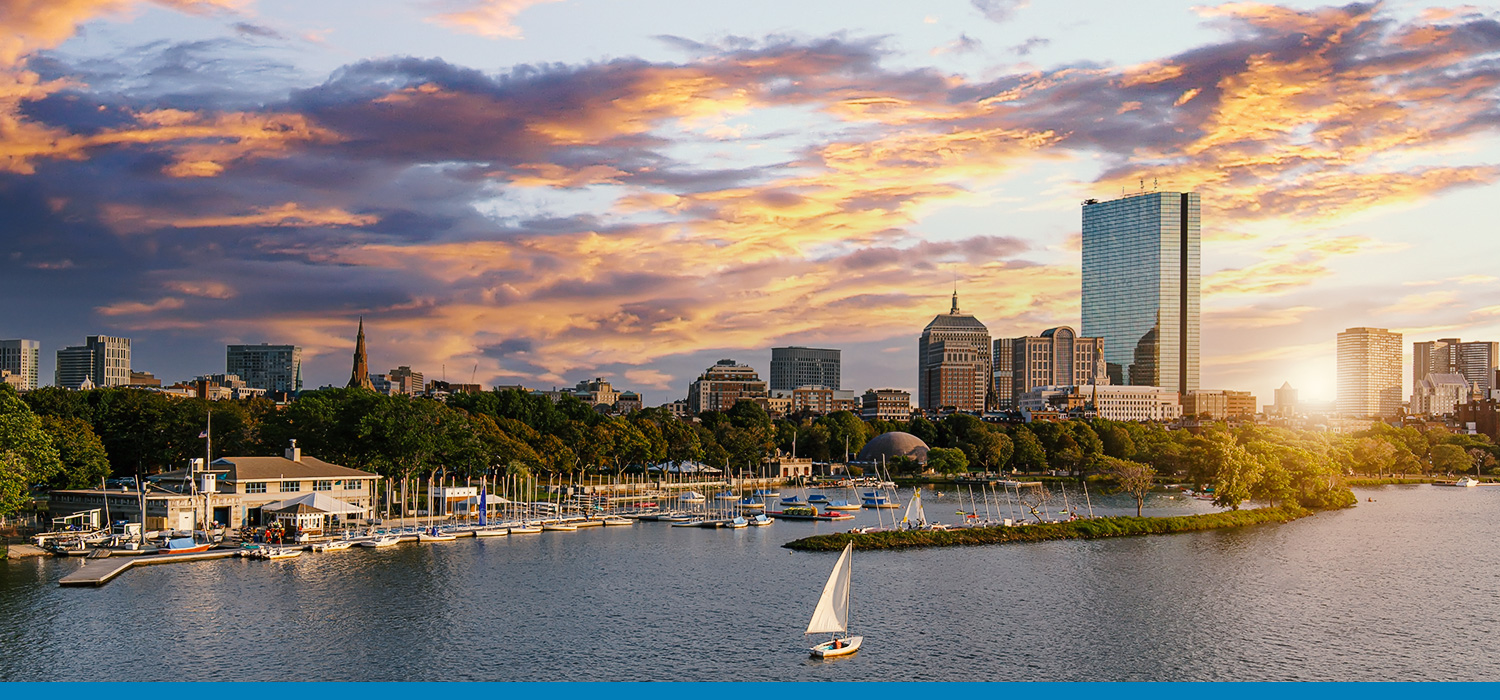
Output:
[{"xmin": 2, "ymin": 485, "xmax": 1494, "ymax": 681}]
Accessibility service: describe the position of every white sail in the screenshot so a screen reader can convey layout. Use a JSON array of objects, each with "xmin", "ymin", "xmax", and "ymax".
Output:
[
  {"xmin": 805, "ymin": 542, "xmax": 853, "ymax": 634},
  {"xmin": 902, "ymin": 488, "xmax": 925, "ymax": 525}
]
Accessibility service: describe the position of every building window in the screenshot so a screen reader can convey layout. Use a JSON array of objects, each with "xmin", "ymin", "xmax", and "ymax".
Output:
[
  {"xmin": 314, "ymin": 480, "xmax": 333, "ymax": 491},
  {"xmin": 281, "ymin": 481, "xmax": 300, "ymax": 492},
  {"xmin": 245, "ymin": 482, "xmax": 267, "ymax": 494}
]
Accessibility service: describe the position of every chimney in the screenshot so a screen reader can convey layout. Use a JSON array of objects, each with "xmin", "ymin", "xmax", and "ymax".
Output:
[{"xmin": 286, "ymin": 439, "xmax": 302, "ymax": 463}]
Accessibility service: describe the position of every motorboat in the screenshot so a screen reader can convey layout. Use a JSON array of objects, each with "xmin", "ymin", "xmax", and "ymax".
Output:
[
  {"xmin": 311, "ymin": 540, "xmax": 354, "ymax": 552},
  {"xmin": 602, "ymin": 517, "xmax": 633, "ymax": 526},
  {"xmin": 509, "ymin": 524, "xmax": 543, "ymax": 534},
  {"xmin": 1438, "ymin": 476, "xmax": 1482, "ymax": 487},
  {"xmin": 474, "ymin": 527, "xmax": 510, "ymax": 537},
  {"xmin": 728, "ymin": 516, "xmax": 748, "ymax": 529},
  {"xmin": 748, "ymin": 513, "xmax": 772, "ymax": 526},
  {"xmin": 161, "ymin": 536, "xmax": 213, "ymax": 554},
  {"xmin": 249, "ymin": 545, "xmax": 302, "ymax": 560},
  {"xmin": 542, "ymin": 522, "xmax": 578, "ymax": 531},
  {"xmin": 418, "ymin": 527, "xmax": 457, "ymax": 542},
  {"xmin": 358, "ymin": 534, "xmax": 401, "ymax": 548}
]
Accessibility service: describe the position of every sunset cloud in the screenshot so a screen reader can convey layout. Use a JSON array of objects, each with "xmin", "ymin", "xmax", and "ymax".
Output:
[
  {"xmin": 4, "ymin": 1, "xmax": 1500, "ymax": 401},
  {"xmin": 425, "ymin": 0, "xmax": 562, "ymax": 39}
]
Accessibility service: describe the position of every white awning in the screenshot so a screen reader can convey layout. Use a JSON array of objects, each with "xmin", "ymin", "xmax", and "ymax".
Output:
[{"xmin": 256, "ymin": 492, "xmax": 366, "ymax": 515}]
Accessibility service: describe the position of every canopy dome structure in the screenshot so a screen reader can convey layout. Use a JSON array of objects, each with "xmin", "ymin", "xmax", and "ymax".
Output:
[{"xmin": 855, "ymin": 431, "xmax": 930, "ymax": 463}]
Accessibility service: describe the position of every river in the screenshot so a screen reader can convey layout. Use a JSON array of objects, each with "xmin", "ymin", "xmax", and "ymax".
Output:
[{"xmin": 2, "ymin": 484, "xmax": 1496, "ymax": 681}]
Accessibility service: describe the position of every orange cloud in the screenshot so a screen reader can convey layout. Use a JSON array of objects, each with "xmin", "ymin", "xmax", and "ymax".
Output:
[
  {"xmin": 425, "ymin": 0, "xmax": 562, "ymax": 39},
  {"xmin": 96, "ymin": 296, "xmax": 185, "ymax": 316}
]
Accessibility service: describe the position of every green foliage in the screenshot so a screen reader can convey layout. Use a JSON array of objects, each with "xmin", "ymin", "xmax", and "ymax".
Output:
[
  {"xmin": 0, "ymin": 386, "xmax": 62, "ymax": 517},
  {"xmin": 926, "ymin": 447, "xmax": 969, "ymax": 474},
  {"xmin": 40, "ymin": 416, "xmax": 111, "ymax": 489},
  {"xmin": 1099, "ymin": 455, "xmax": 1155, "ymax": 516},
  {"xmin": 1007, "ymin": 426, "xmax": 1047, "ymax": 472},
  {"xmin": 785, "ymin": 505, "xmax": 1314, "ymax": 551}
]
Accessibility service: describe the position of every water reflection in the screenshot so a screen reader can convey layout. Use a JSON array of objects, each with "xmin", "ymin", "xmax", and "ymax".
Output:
[{"xmin": 2, "ymin": 485, "xmax": 1496, "ymax": 680}]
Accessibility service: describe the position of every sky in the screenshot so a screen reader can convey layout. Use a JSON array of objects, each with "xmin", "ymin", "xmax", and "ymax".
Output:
[{"xmin": 2, "ymin": 0, "xmax": 1499, "ymax": 407}]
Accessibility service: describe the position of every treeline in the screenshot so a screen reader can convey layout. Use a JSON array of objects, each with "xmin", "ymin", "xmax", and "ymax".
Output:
[{"xmin": 4, "ymin": 383, "xmax": 1494, "ymax": 519}]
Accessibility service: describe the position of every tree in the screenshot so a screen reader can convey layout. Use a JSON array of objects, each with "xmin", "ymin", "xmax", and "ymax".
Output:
[
  {"xmin": 1190, "ymin": 431, "xmax": 1264, "ymax": 510},
  {"xmin": 1431, "ymin": 444, "xmax": 1469, "ymax": 474},
  {"xmin": 1100, "ymin": 455, "xmax": 1155, "ymax": 516},
  {"xmin": 0, "ymin": 387, "xmax": 62, "ymax": 518},
  {"xmin": 818, "ymin": 411, "xmax": 868, "ymax": 462},
  {"xmin": 1350, "ymin": 437, "xmax": 1398, "ymax": 476},
  {"xmin": 926, "ymin": 447, "xmax": 969, "ymax": 474},
  {"xmin": 1096, "ymin": 421, "xmax": 1137, "ymax": 459},
  {"xmin": 1008, "ymin": 427, "xmax": 1047, "ymax": 472},
  {"xmin": 961, "ymin": 430, "xmax": 1012, "ymax": 472},
  {"xmin": 40, "ymin": 416, "xmax": 111, "ymax": 489}
]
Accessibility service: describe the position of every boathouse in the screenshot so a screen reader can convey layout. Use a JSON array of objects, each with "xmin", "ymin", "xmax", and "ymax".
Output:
[{"xmin": 214, "ymin": 441, "xmax": 381, "ymax": 527}]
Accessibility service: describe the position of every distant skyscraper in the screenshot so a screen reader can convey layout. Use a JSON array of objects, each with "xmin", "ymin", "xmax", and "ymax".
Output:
[
  {"xmin": 1337, "ymin": 327, "xmax": 1403, "ymax": 417},
  {"xmin": 1273, "ymin": 381, "xmax": 1298, "ymax": 416},
  {"xmin": 55, "ymin": 335, "xmax": 130, "ymax": 389},
  {"xmin": 348, "ymin": 318, "xmax": 374, "ymax": 390},
  {"xmin": 1081, "ymin": 191, "xmax": 1200, "ymax": 395},
  {"xmin": 769, "ymin": 346, "xmax": 841, "ymax": 392},
  {"xmin": 0, "ymin": 339, "xmax": 40, "ymax": 392},
  {"xmin": 227, "ymin": 343, "xmax": 302, "ymax": 394},
  {"xmin": 1413, "ymin": 338, "xmax": 1497, "ymax": 399},
  {"xmin": 1002, "ymin": 326, "xmax": 1108, "ymax": 408},
  {"xmin": 918, "ymin": 291, "xmax": 991, "ymax": 413}
]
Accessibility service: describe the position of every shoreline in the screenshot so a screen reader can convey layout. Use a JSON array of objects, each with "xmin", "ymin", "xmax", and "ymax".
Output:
[{"xmin": 781, "ymin": 504, "xmax": 1324, "ymax": 552}]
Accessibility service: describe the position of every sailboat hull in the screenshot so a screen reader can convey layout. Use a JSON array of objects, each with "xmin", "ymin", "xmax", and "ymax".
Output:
[{"xmin": 810, "ymin": 636, "xmax": 863, "ymax": 658}]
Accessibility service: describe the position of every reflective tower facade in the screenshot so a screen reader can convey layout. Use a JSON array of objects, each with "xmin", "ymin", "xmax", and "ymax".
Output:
[{"xmin": 1081, "ymin": 192, "xmax": 1200, "ymax": 396}]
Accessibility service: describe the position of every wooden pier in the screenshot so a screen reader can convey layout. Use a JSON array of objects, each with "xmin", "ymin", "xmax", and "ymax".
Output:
[{"xmin": 58, "ymin": 548, "xmax": 242, "ymax": 587}]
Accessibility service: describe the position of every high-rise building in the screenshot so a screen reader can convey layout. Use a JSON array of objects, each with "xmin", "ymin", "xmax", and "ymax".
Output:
[
  {"xmin": 1413, "ymin": 338, "xmax": 1497, "ymax": 399},
  {"xmin": 1273, "ymin": 381, "xmax": 1298, "ymax": 416},
  {"xmin": 769, "ymin": 346, "xmax": 841, "ymax": 392},
  {"xmin": 348, "ymin": 318, "xmax": 374, "ymax": 390},
  {"xmin": 0, "ymin": 339, "xmax": 40, "ymax": 392},
  {"xmin": 54, "ymin": 335, "xmax": 130, "ymax": 389},
  {"xmin": 991, "ymin": 338, "xmax": 1014, "ymax": 410},
  {"xmin": 227, "ymin": 343, "xmax": 303, "ymax": 394},
  {"xmin": 1081, "ymin": 191, "xmax": 1200, "ymax": 395},
  {"xmin": 918, "ymin": 291, "xmax": 991, "ymax": 413},
  {"xmin": 1002, "ymin": 326, "xmax": 1108, "ymax": 408},
  {"xmin": 687, "ymin": 359, "xmax": 768, "ymax": 414},
  {"xmin": 1337, "ymin": 327, "xmax": 1403, "ymax": 417}
]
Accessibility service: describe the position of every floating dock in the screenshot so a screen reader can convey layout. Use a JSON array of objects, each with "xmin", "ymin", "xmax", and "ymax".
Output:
[{"xmin": 58, "ymin": 549, "xmax": 242, "ymax": 587}]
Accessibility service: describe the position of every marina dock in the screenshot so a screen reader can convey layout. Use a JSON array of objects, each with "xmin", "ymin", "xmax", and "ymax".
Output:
[{"xmin": 58, "ymin": 549, "xmax": 242, "ymax": 587}]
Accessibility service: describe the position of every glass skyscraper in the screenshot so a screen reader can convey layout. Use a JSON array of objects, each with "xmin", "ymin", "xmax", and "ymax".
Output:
[{"xmin": 1081, "ymin": 192, "xmax": 1200, "ymax": 395}]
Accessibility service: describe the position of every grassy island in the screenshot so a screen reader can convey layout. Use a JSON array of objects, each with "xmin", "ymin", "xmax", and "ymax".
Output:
[{"xmin": 783, "ymin": 504, "xmax": 1328, "ymax": 552}]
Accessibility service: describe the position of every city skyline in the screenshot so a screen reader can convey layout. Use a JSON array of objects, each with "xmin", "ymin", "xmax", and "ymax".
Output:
[{"xmin": 4, "ymin": 2, "xmax": 1500, "ymax": 408}]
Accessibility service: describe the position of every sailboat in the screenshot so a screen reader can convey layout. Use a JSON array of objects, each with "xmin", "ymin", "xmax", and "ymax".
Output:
[{"xmin": 806, "ymin": 542, "xmax": 862, "ymax": 658}]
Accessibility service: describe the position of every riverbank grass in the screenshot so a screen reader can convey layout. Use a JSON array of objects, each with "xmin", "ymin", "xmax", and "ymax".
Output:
[{"xmin": 782, "ymin": 504, "xmax": 1314, "ymax": 552}]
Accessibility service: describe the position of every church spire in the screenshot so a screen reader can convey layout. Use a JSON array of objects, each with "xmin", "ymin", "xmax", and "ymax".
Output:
[
  {"xmin": 348, "ymin": 317, "xmax": 374, "ymax": 390},
  {"xmin": 950, "ymin": 286, "xmax": 960, "ymax": 314}
]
